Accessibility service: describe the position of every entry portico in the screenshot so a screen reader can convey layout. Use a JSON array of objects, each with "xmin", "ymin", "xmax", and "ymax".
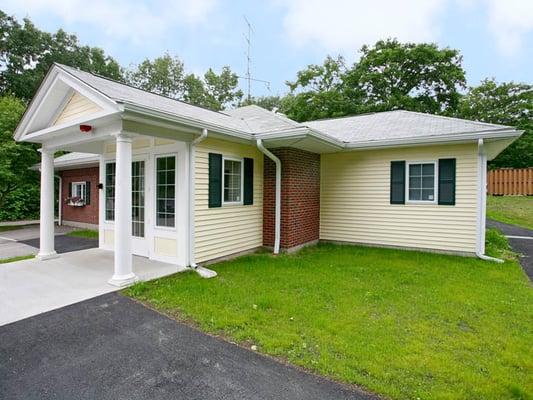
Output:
[{"xmin": 15, "ymin": 64, "xmax": 203, "ymax": 286}]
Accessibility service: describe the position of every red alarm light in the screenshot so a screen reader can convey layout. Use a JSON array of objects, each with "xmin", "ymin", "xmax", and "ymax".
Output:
[{"xmin": 80, "ymin": 124, "xmax": 92, "ymax": 133}]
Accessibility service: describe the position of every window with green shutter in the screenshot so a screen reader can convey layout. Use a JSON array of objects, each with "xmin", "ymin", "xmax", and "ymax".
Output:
[
  {"xmin": 243, "ymin": 157, "xmax": 254, "ymax": 205},
  {"xmin": 390, "ymin": 161, "xmax": 406, "ymax": 204},
  {"xmin": 438, "ymin": 158, "xmax": 456, "ymax": 205},
  {"xmin": 208, "ymin": 153, "xmax": 222, "ymax": 208}
]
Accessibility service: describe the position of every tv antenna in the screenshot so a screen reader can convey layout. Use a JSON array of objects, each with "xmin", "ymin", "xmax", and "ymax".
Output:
[{"xmin": 240, "ymin": 16, "xmax": 271, "ymax": 103}]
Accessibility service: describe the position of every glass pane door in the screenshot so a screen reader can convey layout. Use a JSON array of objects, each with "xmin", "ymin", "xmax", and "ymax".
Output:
[{"xmin": 132, "ymin": 161, "xmax": 145, "ymax": 237}]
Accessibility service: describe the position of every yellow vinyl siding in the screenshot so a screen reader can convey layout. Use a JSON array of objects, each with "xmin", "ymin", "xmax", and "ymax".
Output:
[
  {"xmin": 54, "ymin": 92, "xmax": 102, "ymax": 125},
  {"xmin": 195, "ymin": 138, "xmax": 263, "ymax": 263},
  {"xmin": 320, "ymin": 143, "xmax": 479, "ymax": 254}
]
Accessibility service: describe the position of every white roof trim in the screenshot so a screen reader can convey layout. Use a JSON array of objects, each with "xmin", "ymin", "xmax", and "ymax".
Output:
[{"xmin": 14, "ymin": 64, "xmax": 120, "ymax": 141}]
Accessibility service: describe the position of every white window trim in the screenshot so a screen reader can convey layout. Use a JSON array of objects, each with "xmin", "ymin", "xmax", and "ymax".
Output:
[
  {"xmin": 104, "ymin": 160, "xmax": 116, "ymax": 223},
  {"xmin": 71, "ymin": 181, "xmax": 86, "ymax": 200},
  {"xmin": 405, "ymin": 160, "xmax": 438, "ymax": 204},
  {"xmin": 154, "ymin": 153, "xmax": 177, "ymax": 230},
  {"xmin": 222, "ymin": 156, "xmax": 244, "ymax": 206}
]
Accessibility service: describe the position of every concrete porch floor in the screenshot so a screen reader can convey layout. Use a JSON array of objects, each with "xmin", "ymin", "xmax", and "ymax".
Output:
[{"xmin": 0, "ymin": 248, "xmax": 187, "ymax": 326}]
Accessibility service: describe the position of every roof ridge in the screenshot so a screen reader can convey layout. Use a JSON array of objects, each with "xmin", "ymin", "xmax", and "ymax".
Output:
[
  {"xmin": 396, "ymin": 109, "xmax": 513, "ymax": 129},
  {"xmin": 303, "ymin": 109, "xmax": 403, "ymax": 124},
  {"xmin": 304, "ymin": 109, "xmax": 513, "ymax": 130}
]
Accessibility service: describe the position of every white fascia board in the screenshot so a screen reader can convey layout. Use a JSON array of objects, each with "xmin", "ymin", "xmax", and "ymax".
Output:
[
  {"xmin": 343, "ymin": 129, "xmax": 523, "ymax": 150},
  {"xmin": 14, "ymin": 67, "xmax": 59, "ymax": 140},
  {"xmin": 121, "ymin": 102, "xmax": 252, "ymax": 141}
]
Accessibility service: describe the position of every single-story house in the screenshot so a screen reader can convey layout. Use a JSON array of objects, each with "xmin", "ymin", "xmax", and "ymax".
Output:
[{"xmin": 17, "ymin": 63, "xmax": 522, "ymax": 285}]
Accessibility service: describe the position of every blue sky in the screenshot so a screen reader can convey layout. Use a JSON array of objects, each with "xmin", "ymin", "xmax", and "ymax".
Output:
[{"xmin": 4, "ymin": 0, "xmax": 533, "ymax": 97}]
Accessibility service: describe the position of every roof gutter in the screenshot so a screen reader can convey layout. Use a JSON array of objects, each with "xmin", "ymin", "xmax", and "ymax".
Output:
[
  {"xmin": 476, "ymin": 138, "xmax": 504, "ymax": 263},
  {"xmin": 256, "ymin": 139, "xmax": 281, "ymax": 254}
]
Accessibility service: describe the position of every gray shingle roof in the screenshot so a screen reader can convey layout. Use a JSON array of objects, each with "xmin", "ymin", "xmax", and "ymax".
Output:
[
  {"xmin": 57, "ymin": 64, "xmax": 516, "ymax": 146},
  {"xmin": 57, "ymin": 64, "xmax": 250, "ymax": 133},
  {"xmin": 225, "ymin": 105, "xmax": 302, "ymax": 133},
  {"xmin": 304, "ymin": 110, "xmax": 512, "ymax": 143}
]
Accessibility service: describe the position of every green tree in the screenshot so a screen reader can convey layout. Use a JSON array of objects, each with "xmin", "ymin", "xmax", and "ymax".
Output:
[
  {"xmin": 125, "ymin": 53, "xmax": 187, "ymax": 99},
  {"xmin": 201, "ymin": 66, "xmax": 243, "ymax": 111},
  {"xmin": 284, "ymin": 56, "xmax": 349, "ymax": 121},
  {"xmin": 458, "ymin": 79, "xmax": 533, "ymax": 168},
  {"xmin": 344, "ymin": 39, "xmax": 466, "ymax": 115},
  {"xmin": 126, "ymin": 54, "xmax": 242, "ymax": 111},
  {"xmin": 0, "ymin": 11, "xmax": 122, "ymax": 101},
  {"xmin": 0, "ymin": 96, "xmax": 40, "ymax": 217},
  {"xmin": 283, "ymin": 40, "xmax": 467, "ymax": 121}
]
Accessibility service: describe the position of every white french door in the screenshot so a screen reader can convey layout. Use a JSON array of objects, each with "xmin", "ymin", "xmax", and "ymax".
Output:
[{"xmin": 131, "ymin": 158, "xmax": 149, "ymax": 257}]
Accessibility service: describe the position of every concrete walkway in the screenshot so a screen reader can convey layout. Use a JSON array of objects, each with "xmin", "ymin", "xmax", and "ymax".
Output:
[
  {"xmin": 487, "ymin": 219, "xmax": 533, "ymax": 281},
  {"xmin": 0, "ymin": 292, "xmax": 375, "ymax": 400},
  {"xmin": 0, "ymin": 248, "xmax": 186, "ymax": 326}
]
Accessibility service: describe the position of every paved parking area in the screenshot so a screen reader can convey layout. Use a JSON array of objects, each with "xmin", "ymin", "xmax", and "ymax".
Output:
[
  {"xmin": 0, "ymin": 292, "xmax": 374, "ymax": 400},
  {"xmin": 0, "ymin": 224, "xmax": 97, "ymax": 260}
]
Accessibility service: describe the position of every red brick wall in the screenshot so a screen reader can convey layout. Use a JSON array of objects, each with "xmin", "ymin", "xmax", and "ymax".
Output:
[
  {"xmin": 263, "ymin": 148, "xmax": 320, "ymax": 249},
  {"xmin": 60, "ymin": 167, "xmax": 99, "ymax": 225}
]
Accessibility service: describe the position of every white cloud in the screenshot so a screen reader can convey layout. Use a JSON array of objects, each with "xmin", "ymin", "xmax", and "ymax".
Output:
[
  {"xmin": 484, "ymin": 0, "xmax": 533, "ymax": 56},
  {"xmin": 3, "ymin": 0, "xmax": 217, "ymax": 46},
  {"xmin": 275, "ymin": 0, "xmax": 447, "ymax": 55}
]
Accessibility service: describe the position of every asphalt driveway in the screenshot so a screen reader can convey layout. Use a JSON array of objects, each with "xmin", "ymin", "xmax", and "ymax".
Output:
[
  {"xmin": 0, "ymin": 224, "xmax": 97, "ymax": 259},
  {"xmin": 487, "ymin": 219, "xmax": 533, "ymax": 281},
  {"xmin": 0, "ymin": 293, "xmax": 375, "ymax": 400}
]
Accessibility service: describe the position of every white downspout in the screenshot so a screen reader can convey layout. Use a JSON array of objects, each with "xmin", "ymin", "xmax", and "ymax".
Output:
[
  {"xmin": 476, "ymin": 138, "xmax": 504, "ymax": 263},
  {"xmin": 188, "ymin": 128, "xmax": 208, "ymax": 268},
  {"xmin": 256, "ymin": 139, "xmax": 281, "ymax": 254}
]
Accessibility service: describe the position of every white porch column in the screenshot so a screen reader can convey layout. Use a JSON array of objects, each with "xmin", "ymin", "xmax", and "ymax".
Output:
[
  {"xmin": 37, "ymin": 148, "xmax": 58, "ymax": 260},
  {"xmin": 108, "ymin": 133, "xmax": 137, "ymax": 286}
]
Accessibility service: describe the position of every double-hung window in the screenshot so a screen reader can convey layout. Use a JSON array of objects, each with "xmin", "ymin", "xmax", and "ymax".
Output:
[
  {"xmin": 156, "ymin": 155, "xmax": 176, "ymax": 228},
  {"xmin": 71, "ymin": 182, "xmax": 86, "ymax": 200},
  {"xmin": 223, "ymin": 158, "xmax": 243, "ymax": 204},
  {"xmin": 407, "ymin": 162, "xmax": 437, "ymax": 202}
]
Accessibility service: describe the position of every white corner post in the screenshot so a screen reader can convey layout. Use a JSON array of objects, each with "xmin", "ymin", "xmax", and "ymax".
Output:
[
  {"xmin": 108, "ymin": 133, "xmax": 138, "ymax": 286},
  {"xmin": 188, "ymin": 128, "xmax": 208, "ymax": 268},
  {"xmin": 37, "ymin": 148, "xmax": 58, "ymax": 260}
]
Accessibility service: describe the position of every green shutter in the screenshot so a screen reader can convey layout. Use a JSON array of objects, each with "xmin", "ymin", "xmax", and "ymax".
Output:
[
  {"xmin": 438, "ymin": 158, "xmax": 456, "ymax": 205},
  {"xmin": 68, "ymin": 182, "xmax": 72, "ymax": 197},
  {"xmin": 243, "ymin": 157, "xmax": 254, "ymax": 205},
  {"xmin": 390, "ymin": 161, "xmax": 406, "ymax": 204},
  {"xmin": 208, "ymin": 153, "xmax": 222, "ymax": 208},
  {"xmin": 85, "ymin": 181, "xmax": 91, "ymax": 205}
]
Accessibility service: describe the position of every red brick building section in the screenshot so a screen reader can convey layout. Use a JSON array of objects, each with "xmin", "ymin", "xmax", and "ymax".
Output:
[
  {"xmin": 60, "ymin": 167, "xmax": 99, "ymax": 226},
  {"xmin": 263, "ymin": 148, "xmax": 320, "ymax": 250}
]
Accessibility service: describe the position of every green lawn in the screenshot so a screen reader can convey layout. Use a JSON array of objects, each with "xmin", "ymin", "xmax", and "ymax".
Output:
[
  {"xmin": 487, "ymin": 195, "xmax": 533, "ymax": 229},
  {"xmin": 66, "ymin": 229, "xmax": 99, "ymax": 239},
  {"xmin": 125, "ymin": 235, "xmax": 532, "ymax": 400},
  {"xmin": 0, "ymin": 255, "xmax": 34, "ymax": 264}
]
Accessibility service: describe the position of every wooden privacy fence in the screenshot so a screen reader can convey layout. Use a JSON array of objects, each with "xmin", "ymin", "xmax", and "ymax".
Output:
[{"xmin": 488, "ymin": 168, "xmax": 533, "ymax": 195}]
